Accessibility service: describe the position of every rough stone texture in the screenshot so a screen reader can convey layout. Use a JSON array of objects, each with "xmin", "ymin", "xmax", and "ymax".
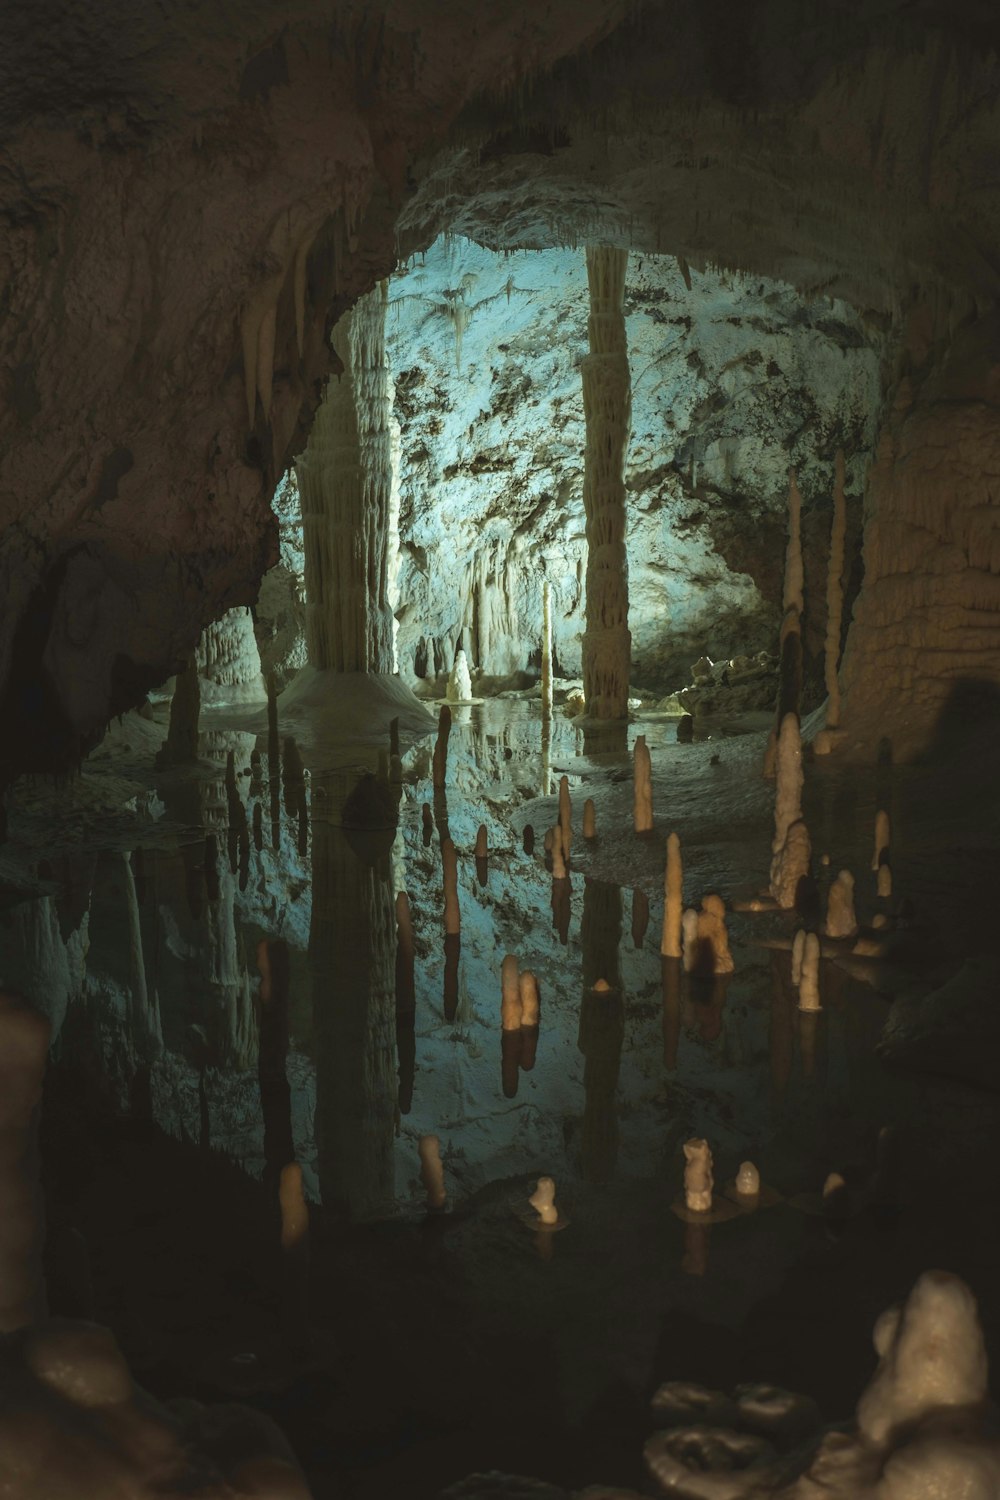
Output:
[
  {"xmin": 0, "ymin": 0, "xmax": 630, "ymax": 780},
  {"xmin": 839, "ymin": 315, "xmax": 1000, "ymax": 754},
  {"xmin": 195, "ymin": 607, "xmax": 266, "ymax": 705},
  {"xmin": 385, "ymin": 238, "xmax": 879, "ymax": 694}
]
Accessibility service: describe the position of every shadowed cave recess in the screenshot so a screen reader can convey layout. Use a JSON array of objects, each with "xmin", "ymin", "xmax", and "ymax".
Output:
[{"xmin": 3, "ymin": 2, "xmax": 1000, "ymax": 1498}]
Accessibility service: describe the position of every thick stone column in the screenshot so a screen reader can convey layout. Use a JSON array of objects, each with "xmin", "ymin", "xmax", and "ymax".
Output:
[
  {"xmin": 297, "ymin": 282, "xmax": 395, "ymax": 674},
  {"xmin": 581, "ymin": 246, "xmax": 632, "ymax": 720}
]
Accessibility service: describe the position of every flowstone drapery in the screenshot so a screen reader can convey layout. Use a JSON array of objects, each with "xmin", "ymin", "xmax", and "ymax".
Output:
[
  {"xmin": 297, "ymin": 283, "xmax": 396, "ymax": 675},
  {"xmin": 581, "ymin": 246, "xmax": 632, "ymax": 720}
]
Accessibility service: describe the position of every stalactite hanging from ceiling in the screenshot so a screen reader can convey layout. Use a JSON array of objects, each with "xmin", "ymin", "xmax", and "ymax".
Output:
[
  {"xmin": 581, "ymin": 245, "xmax": 632, "ymax": 720},
  {"xmin": 297, "ymin": 281, "xmax": 396, "ymax": 674}
]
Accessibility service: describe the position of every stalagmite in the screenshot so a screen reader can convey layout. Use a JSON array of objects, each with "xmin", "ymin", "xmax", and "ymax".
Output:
[
  {"xmin": 501, "ymin": 955, "xmax": 522, "ymax": 1032},
  {"xmin": 773, "ymin": 713, "xmax": 804, "ymax": 849},
  {"xmin": 683, "ymin": 1139, "xmax": 714, "ymax": 1213},
  {"xmin": 529, "ymin": 1177, "xmax": 559, "ymax": 1226},
  {"xmin": 297, "ymin": 281, "xmax": 396, "ymax": 673},
  {"xmin": 736, "ymin": 1161, "xmax": 760, "ymax": 1199},
  {"xmin": 798, "ymin": 932, "xmax": 821, "ymax": 1010},
  {"xmin": 279, "ymin": 1162, "xmax": 308, "ymax": 1252},
  {"xmin": 825, "ymin": 870, "xmax": 858, "ymax": 937},
  {"xmin": 791, "ymin": 928, "xmax": 806, "ymax": 986},
  {"xmin": 583, "ymin": 798, "xmax": 596, "ymax": 838},
  {"xmin": 682, "ymin": 895, "xmax": 734, "ymax": 976},
  {"xmin": 441, "ymin": 838, "xmax": 460, "ymax": 935},
  {"xmin": 878, "ymin": 862, "xmax": 893, "ymax": 898},
  {"xmin": 770, "ymin": 817, "xmax": 811, "ymax": 910},
  {"xmin": 432, "ymin": 705, "xmax": 451, "ymax": 789},
  {"xmin": 581, "ymin": 246, "xmax": 632, "ymax": 720},
  {"xmin": 660, "ymin": 831, "xmax": 683, "ymax": 958},
  {"xmin": 541, "ymin": 579, "xmax": 553, "ymax": 720},
  {"xmin": 418, "ymin": 1135, "xmax": 447, "ymax": 1210},
  {"xmin": 447, "ymin": 649, "xmax": 473, "ymax": 703},
  {"xmin": 0, "ymin": 991, "xmax": 50, "ymax": 1331},
  {"xmin": 558, "ymin": 774, "xmax": 573, "ymax": 857},
  {"xmin": 633, "ymin": 734, "xmax": 653, "ymax": 832},
  {"xmin": 825, "ymin": 449, "xmax": 847, "ymax": 727}
]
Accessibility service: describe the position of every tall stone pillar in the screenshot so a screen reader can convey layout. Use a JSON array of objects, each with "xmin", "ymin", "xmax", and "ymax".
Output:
[
  {"xmin": 297, "ymin": 281, "xmax": 395, "ymax": 674},
  {"xmin": 581, "ymin": 247, "xmax": 632, "ymax": 721}
]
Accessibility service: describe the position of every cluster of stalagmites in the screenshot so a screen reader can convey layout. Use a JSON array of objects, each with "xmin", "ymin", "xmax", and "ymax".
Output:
[{"xmin": 443, "ymin": 1271, "xmax": 999, "ymax": 1499}]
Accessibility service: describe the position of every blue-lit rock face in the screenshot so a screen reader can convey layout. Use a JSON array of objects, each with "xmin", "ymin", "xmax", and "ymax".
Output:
[{"xmin": 382, "ymin": 236, "xmax": 883, "ymax": 694}]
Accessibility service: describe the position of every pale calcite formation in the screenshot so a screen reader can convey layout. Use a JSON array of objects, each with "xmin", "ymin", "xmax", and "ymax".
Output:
[
  {"xmin": 583, "ymin": 798, "xmax": 596, "ymax": 838},
  {"xmin": 683, "ymin": 1138, "xmax": 714, "ymax": 1213},
  {"xmin": 446, "ymin": 648, "xmax": 473, "ymax": 703},
  {"xmin": 581, "ymin": 246, "xmax": 632, "ymax": 720},
  {"xmin": 297, "ymin": 282, "xmax": 395, "ymax": 674},
  {"xmin": 633, "ymin": 734, "xmax": 653, "ymax": 832},
  {"xmin": 558, "ymin": 774, "xmax": 573, "ymax": 856},
  {"xmin": 195, "ymin": 606, "xmax": 265, "ymax": 705},
  {"xmin": 877, "ymin": 863, "xmax": 893, "ymax": 898},
  {"xmin": 791, "ymin": 928, "xmax": 806, "ymax": 986},
  {"xmin": 418, "ymin": 1135, "xmax": 447, "ymax": 1210},
  {"xmin": 519, "ymin": 970, "xmax": 540, "ymax": 1027},
  {"xmin": 682, "ymin": 895, "xmax": 734, "ymax": 976},
  {"xmin": 501, "ymin": 955, "xmax": 523, "ymax": 1031},
  {"xmin": 441, "ymin": 838, "xmax": 461, "ymax": 935},
  {"xmin": 660, "ymin": 831, "xmax": 683, "ymax": 959},
  {"xmin": 872, "ymin": 809, "xmax": 891, "ymax": 872},
  {"xmin": 736, "ymin": 1161, "xmax": 760, "ymax": 1197},
  {"xmin": 770, "ymin": 817, "xmax": 810, "ymax": 910},
  {"xmin": 772, "ymin": 712, "xmax": 804, "ymax": 852},
  {"xmin": 798, "ymin": 932, "xmax": 821, "ymax": 1010},
  {"xmin": 825, "ymin": 870, "xmax": 858, "ymax": 937},
  {"xmin": 825, "ymin": 449, "xmax": 848, "ymax": 727},
  {"xmin": 529, "ymin": 1176, "xmax": 559, "ymax": 1226}
]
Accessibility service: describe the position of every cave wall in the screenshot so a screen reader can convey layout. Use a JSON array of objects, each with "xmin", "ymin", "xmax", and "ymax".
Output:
[{"xmin": 380, "ymin": 236, "xmax": 882, "ymax": 693}]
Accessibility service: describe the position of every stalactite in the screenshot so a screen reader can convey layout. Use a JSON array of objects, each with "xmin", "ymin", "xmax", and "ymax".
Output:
[
  {"xmin": 581, "ymin": 246, "xmax": 632, "ymax": 720},
  {"xmin": 297, "ymin": 281, "xmax": 395, "ymax": 673},
  {"xmin": 825, "ymin": 449, "xmax": 847, "ymax": 727}
]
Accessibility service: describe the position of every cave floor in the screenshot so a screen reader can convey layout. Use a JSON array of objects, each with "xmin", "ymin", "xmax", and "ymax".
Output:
[{"xmin": 6, "ymin": 697, "xmax": 1000, "ymax": 1498}]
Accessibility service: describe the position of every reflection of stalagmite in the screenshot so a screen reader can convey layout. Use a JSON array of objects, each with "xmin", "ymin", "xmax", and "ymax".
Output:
[
  {"xmin": 121, "ymin": 851, "xmax": 162, "ymax": 1058},
  {"xmin": 432, "ymin": 705, "xmax": 451, "ymax": 789},
  {"xmin": 297, "ymin": 281, "xmax": 395, "ymax": 673},
  {"xmin": 157, "ymin": 656, "xmax": 200, "ymax": 765},
  {"xmin": 501, "ymin": 955, "xmax": 522, "ymax": 1032},
  {"xmin": 633, "ymin": 734, "xmax": 653, "ymax": 832},
  {"xmin": 551, "ymin": 824, "xmax": 568, "ymax": 881},
  {"xmin": 581, "ymin": 246, "xmax": 631, "ymax": 720},
  {"xmin": 661, "ymin": 957, "xmax": 681, "ymax": 1069},
  {"xmin": 682, "ymin": 894, "xmax": 734, "ymax": 976},
  {"xmin": 579, "ymin": 878, "xmax": 624, "ymax": 1182},
  {"xmin": 441, "ymin": 838, "xmax": 460, "ymax": 935},
  {"xmin": 311, "ymin": 773, "xmax": 397, "ymax": 1221},
  {"xmin": 519, "ymin": 970, "xmax": 540, "ymax": 1070},
  {"xmin": 798, "ymin": 932, "xmax": 821, "ymax": 1011},
  {"xmin": 632, "ymin": 887, "xmax": 649, "ymax": 948},
  {"xmin": 825, "ymin": 449, "xmax": 847, "ymax": 727},
  {"xmin": 0, "ymin": 991, "xmax": 50, "ymax": 1331},
  {"xmin": 558, "ymin": 775, "xmax": 573, "ymax": 858},
  {"xmin": 769, "ymin": 951, "xmax": 795, "ymax": 1097},
  {"xmin": 395, "ymin": 892, "xmax": 416, "ymax": 1115},
  {"xmin": 256, "ymin": 938, "xmax": 294, "ymax": 1180},
  {"xmin": 660, "ymin": 831, "xmax": 683, "ymax": 958},
  {"xmin": 541, "ymin": 579, "xmax": 553, "ymax": 720}
]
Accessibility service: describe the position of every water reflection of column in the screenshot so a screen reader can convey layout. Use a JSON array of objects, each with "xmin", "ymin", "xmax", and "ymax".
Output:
[
  {"xmin": 256, "ymin": 938, "xmax": 294, "ymax": 1187},
  {"xmin": 769, "ymin": 950, "xmax": 795, "ymax": 1099},
  {"xmin": 578, "ymin": 878, "xmax": 624, "ymax": 1182},
  {"xmin": 311, "ymin": 772, "xmax": 397, "ymax": 1221}
]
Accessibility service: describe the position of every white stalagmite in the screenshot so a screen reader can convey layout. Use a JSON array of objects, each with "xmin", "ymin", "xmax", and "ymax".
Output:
[
  {"xmin": 447, "ymin": 649, "xmax": 473, "ymax": 703},
  {"xmin": 825, "ymin": 449, "xmax": 847, "ymax": 727},
  {"xmin": 195, "ymin": 607, "xmax": 266, "ymax": 705},
  {"xmin": 541, "ymin": 579, "xmax": 553, "ymax": 719},
  {"xmin": 581, "ymin": 245, "xmax": 632, "ymax": 720},
  {"xmin": 633, "ymin": 734, "xmax": 653, "ymax": 832},
  {"xmin": 825, "ymin": 870, "xmax": 858, "ymax": 937},
  {"xmin": 798, "ymin": 932, "xmax": 821, "ymax": 1010},
  {"xmin": 770, "ymin": 817, "xmax": 811, "ymax": 910},
  {"xmin": 297, "ymin": 281, "xmax": 396, "ymax": 672},
  {"xmin": 878, "ymin": 862, "xmax": 893, "ymax": 898},
  {"xmin": 661, "ymin": 831, "xmax": 683, "ymax": 958},
  {"xmin": 791, "ymin": 927, "xmax": 806, "ymax": 986},
  {"xmin": 558, "ymin": 774, "xmax": 573, "ymax": 857}
]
